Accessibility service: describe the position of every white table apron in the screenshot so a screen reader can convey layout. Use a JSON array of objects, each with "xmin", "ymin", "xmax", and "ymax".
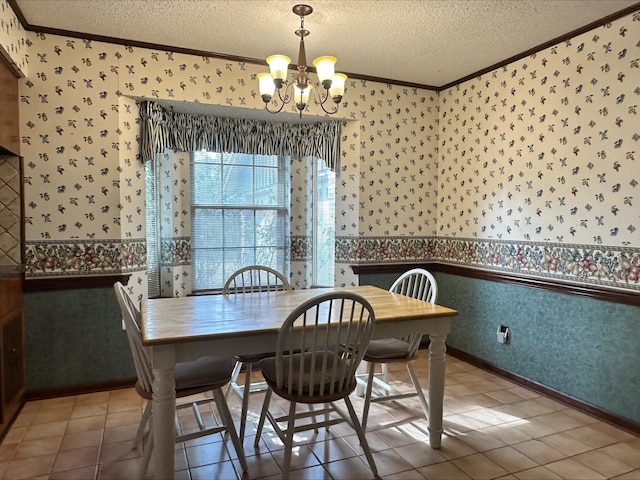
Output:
[{"xmin": 143, "ymin": 287, "xmax": 455, "ymax": 480}]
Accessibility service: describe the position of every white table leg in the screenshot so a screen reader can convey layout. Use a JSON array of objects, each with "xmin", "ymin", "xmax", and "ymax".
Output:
[
  {"xmin": 427, "ymin": 333, "xmax": 447, "ymax": 448},
  {"xmin": 152, "ymin": 346, "xmax": 177, "ymax": 480}
]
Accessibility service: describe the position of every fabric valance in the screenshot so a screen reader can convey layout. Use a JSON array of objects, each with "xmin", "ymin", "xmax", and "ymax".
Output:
[{"xmin": 139, "ymin": 100, "xmax": 341, "ymax": 170}]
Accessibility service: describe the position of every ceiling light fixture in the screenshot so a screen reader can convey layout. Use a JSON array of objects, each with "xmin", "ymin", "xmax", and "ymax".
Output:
[{"xmin": 257, "ymin": 4, "xmax": 347, "ymax": 118}]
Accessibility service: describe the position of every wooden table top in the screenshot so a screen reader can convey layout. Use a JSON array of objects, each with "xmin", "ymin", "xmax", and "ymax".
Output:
[{"xmin": 140, "ymin": 285, "xmax": 458, "ymax": 346}]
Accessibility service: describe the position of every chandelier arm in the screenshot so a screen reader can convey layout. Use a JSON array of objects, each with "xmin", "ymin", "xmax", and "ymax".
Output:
[
  {"xmin": 318, "ymin": 100, "xmax": 339, "ymax": 115},
  {"xmin": 264, "ymin": 83, "xmax": 293, "ymax": 114},
  {"xmin": 264, "ymin": 99, "xmax": 286, "ymax": 114},
  {"xmin": 276, "ymin": 83, "xmax": 292, "ymax": 105},
  {"xmin": 314, "ymin": 86, "xmax": 329, "ymax": 105},
  {"xmin": 313, "ymin": 87, "xmax": 338, "ymax": 114}
]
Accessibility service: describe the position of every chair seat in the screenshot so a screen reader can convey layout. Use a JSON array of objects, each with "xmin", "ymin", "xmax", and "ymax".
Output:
[
  {"xmin": 261, "ymin": 351, "xmax": 355, "ymax": 401},
  {"xmin": 176, "ymin": 356, "xmax": 234, "ymax": 389},
  {"xmin": 235, "ymin": 352, "xmax": 274, "ymax": 363},
  {"xmin": 136, "ymin": 356, "xmax": 234, "ymax": 400},
  {"xmin": 237, "ymin": 348, "xmax": 302, "ymax": 364},
  {"xmin": 363, "ymin": 337, "xmax": 412, "ymax": 360}
]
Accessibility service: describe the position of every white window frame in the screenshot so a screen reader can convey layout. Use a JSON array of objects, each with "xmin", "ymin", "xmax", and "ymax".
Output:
[{"xmin": 190, "ymin": 151, "xmax": 290, "ymax": 292}]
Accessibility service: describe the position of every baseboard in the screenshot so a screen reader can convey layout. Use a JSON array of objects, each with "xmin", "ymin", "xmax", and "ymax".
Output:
[
  {"xmin": 25, "ymin": 378, "xmax": 137, "ymax": 401},
  {"xmin": 445, "ymin": 345, "xmax": 640, "ymax": 436}
]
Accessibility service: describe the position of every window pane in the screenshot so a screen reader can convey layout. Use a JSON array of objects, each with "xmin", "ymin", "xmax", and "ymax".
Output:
[
  {"xmin": 255, "ymin": 247, "xmax": 285, "ymax": 271},
  {"xmin": 255, "ymin": 168, "xmax": 280, "ymax": 206},
  {"xmin": 223, "ymin": 210, "xmax": 255, "ymax": 247},
  {"xmin": 225, "ymin": 152, "xmax": 252, "ymax": 165},
  {"xmin": 315, "ymin": 158, "xmax": 335, "ymax": 286},
  {"xmin": 256, "ymin": 210, "xmax": 284, "ymax": 246},
  {"xmin": 223, "ymin": 165, "xmax": 254, "ymax": 204},
  {"xmin": 145, "ymin": 157, "xmax": 160, "ymax": 297},
  {"xmin": 223, "ymin": 249, "xmax": 255, "ymax": 275},
  {"xmin": 193, "ymin": 249, "xmax": 224, "ymax": 290},
  {"xmin": 192, "ymin": 162, "xmax": 221, "ymax": 205},
  {"xmin": 255, "ymin": 155, "xmax": 277, "ymax": 167},
  {"xmin": 192, "ymin": 209, "xmax": 222, "ymax": 248},
  {"xmin": 200, "ymin": 151, "xmax": 222, "ymax": 164}
]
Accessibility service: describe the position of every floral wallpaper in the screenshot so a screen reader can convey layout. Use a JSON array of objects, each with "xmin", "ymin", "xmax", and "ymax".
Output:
[
  {"xmin": 0, "ymin": 0, "xmax": 27, "ymax": 76},
  {"xmin": 437, "ymin": 13, "xmax": 640, "ymax": 289},
  {"xmin": 16, "ymin": 28, "xmax": 438, "ymax": 292},
  {"xmin": 3, "ymin": 0, "xmax": 638, "ymax": 295}
]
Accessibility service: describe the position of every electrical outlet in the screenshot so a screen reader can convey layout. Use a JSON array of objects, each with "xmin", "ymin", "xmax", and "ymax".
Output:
[{"xmin": 497, "ymin": 325, "xmax": 509, "ymax": 343}]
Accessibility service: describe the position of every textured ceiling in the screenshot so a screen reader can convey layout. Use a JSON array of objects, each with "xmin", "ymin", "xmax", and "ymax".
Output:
[{"xmin": 13, "ymin": 0, "xmax": 640, "ymax": 87}]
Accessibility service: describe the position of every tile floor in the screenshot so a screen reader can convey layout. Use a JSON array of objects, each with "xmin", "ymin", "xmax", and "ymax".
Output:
[{"xmin": 0, "ymin": 351, "xmax": 638, "ymax": 480}]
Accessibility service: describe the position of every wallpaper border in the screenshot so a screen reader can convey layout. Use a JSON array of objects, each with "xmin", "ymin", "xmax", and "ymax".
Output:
[
  {"xmin": 340, "ymin": 236, "xmax": 640, "ymax": 293},
  {"xmin": 23, "ymin": 236, "xmax": 640, "ymax": 293},
  {"xmin": 24, "ymin": 238, "xmax": 146, "ymax": 275}
]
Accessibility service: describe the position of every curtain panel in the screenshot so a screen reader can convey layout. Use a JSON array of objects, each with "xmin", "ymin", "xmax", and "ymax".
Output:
[{"xmin": 139, "ymin": 100, "xmax": 342, "ymax": 170}]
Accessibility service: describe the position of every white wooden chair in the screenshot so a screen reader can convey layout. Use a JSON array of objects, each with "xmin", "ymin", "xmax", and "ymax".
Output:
[
  {"xmin": 254, "ymin": 291, "xmax": 378, "ymax": 480},
  {"xmin": 358, "ymin": 268, "xmax": 437, "ymax": 429},
  {"xmin": 222, "ymin": 265, "xmax": 292, "ymax": 440},
  {"xmin": 113, "ymin": 282, "xmax": 247, "ymax": 477}
]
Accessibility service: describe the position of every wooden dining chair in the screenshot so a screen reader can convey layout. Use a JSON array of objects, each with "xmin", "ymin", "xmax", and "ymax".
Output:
[
  {"xmin": 359, "ymin": 268, "xmax": 437, "ymax": 429},
  {"xmin": 253, "ymin": 291, "xmax": 378, "ymax": 480},
  {"xmin": 113, "ymin": 282, "xmax": 247, "ymax": 477},
  {"xmin": 222, "ymin": 265, "xmax": 292, "ymax": 440}
]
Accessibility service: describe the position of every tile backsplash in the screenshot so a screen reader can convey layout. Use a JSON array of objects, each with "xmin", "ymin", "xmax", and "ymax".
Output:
[{"xmin": 0, "ymin": 155, "xmax": 20, "ymax": 265}]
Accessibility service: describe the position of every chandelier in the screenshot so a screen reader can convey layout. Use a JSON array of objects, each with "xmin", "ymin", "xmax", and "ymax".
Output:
[{"xmin": 257, "ymin": 4, "xmax": 347, "ymax": 117}]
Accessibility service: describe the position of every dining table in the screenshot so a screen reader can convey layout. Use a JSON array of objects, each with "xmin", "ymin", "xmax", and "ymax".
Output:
[{"xmin": 140, "ymin": 284, "xmax": 458, "ymax": 479}]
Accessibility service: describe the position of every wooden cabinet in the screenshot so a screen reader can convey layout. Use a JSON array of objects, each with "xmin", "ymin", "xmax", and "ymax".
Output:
[
  {"xmin": 0, "ymin": 274, "xmax": 25, "ymax": 438},
  {"xmin": 0, "ymin": 56, "xmax": 20, "ymax": 155}
]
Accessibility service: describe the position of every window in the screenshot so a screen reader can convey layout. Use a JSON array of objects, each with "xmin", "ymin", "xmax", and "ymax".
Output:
[
  {"xmin": 190, "ymin": 151, "xmax": 290, "ymax": 291},
  {"xmin": 145, "ymin": 157, "xmax": 161, "ymax": 298},
  {"xmin": 312, "ymin": 158, "xmax": 335, "ymax": 286},
  {"xmin": 145, "ymin": 150, "xmax": 334, "ymax": 296}
]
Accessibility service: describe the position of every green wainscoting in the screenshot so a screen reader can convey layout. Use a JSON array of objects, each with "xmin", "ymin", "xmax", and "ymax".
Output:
[
  {"xmin": 23, "ymin": 275, "xmax": 640, "ymax": 427},
  {"xmin": 24, "ymin": 287, "xmax": 135, "ymax": 392},
  {"xmin": 359, "ymin": 271, "xmax": 640, "ymax": 426}
]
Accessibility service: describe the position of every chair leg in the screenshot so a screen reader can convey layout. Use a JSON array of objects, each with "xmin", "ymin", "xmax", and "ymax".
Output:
[
  {"xmin": 343, "ymin": 395, "xmax": 378, "ymax": 478},
  {"xmin": 225, "ymin": 360, "xmax": 243, "ymax": 400},
  {"xmin": 239, "ymin": 363, "xmax": 252, "ymax": 440},
  {"xmin": 282, "ymin": 401, "xmax": 297, "ymax": 480},
  {"xmin": 134, "ymin": 401, "xmax": 152, "ymax": 448},
  {"xmin": 324, "ymin": 403, "xmax": 330, "ymax": 431},
  {"xmin": 361, "ymin": 360, "xmax": 377, "ymax": 430},
  {"xmin": 139, "ymin": 425, "xmax": 153, "ymax": 478},
  {"xmin": 213, "ymin": 388, "xmax": 248, "ymax": 473},
  {"xmin": 254, "ymin": 387, "xmax": 272, "ymax": 447},
  {"xmin": 307, "ymin": 404, "xmax": 320, "ymax": 432},
  {"xmin": 381, "ymin": 363, "xmax": 390, "ymax": 384},
  {"xmin": 407, "ymin": 363, "xmax": 429, "ymax": 420},
  {"xmin": 355, "ymin": 361, "xmax": 368, "ymax": 396}
]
